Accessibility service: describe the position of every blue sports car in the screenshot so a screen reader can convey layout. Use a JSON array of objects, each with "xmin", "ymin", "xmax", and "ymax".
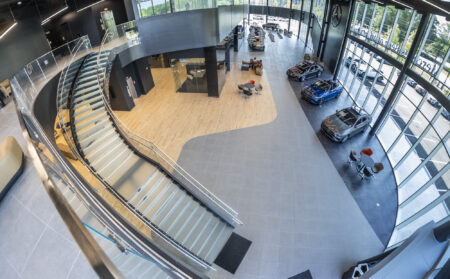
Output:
[{"xmin": 301, "ymin": 80, "xmax": 343, "ymax": 104}]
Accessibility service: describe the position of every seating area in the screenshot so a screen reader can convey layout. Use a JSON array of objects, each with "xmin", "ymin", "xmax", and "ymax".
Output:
[
  {"xmin": 0, "ymin": 136, "xmax": 24, "ymax": 201},
  {"xmin": 348, "ymin": 148, "xmax": 384, "ymax": 180}
]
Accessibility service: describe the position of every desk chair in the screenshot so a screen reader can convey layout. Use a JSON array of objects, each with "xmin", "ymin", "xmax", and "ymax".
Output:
[
  {"xmin": 347, "ymin": 150, "xmax": 360, "ymax": 166},
  {"xmin": 373, "ymin": 162, "xmax": 384, "ymax": 173},
  {"xmin": 360, "ymin": 167, "xmax": 374, "ymax": 180}
]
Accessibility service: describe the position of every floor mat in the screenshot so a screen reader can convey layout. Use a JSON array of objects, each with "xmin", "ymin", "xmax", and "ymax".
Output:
[
  {"xmin": 214, "ymin": 232, "xmax": 252, "ymax": 274},
  {"xmin": 288, "ymin": 270, "xmax": 313, "ymax": 279}
]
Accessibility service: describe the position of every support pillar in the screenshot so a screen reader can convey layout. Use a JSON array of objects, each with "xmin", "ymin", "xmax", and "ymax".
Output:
[
  {"xmin": 305, "ymin": 0, "xmax": 314, "ymax": 48},
  {"xmin": 205, "ymin": 46, "xmax": 219, "ymax": 97},
  {"xmin": 333, "ymin": 0, "xmax": 355, "ymax": 80}
]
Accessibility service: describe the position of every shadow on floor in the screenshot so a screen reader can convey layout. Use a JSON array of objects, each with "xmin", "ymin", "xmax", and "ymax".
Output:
[{"xmin": 289, "ymin": 73, "xmax": 397, "ymax": 247}]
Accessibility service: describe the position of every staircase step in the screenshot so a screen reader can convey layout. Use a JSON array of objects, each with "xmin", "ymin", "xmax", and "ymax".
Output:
[
  {"xmin": 75, "ymin": 112, "xmax": 108, "ymax": 132},
  {"xmin": 140, "ymin": 181, "xmax": 176, "ymax": 217},
  {"xmin": 126, "ymin": 169, "xmax": 161, "ymax": 202},
  {"xmin": 73, "ymin": 95, "xmax": 103, "ymax": 110},
  {"xmin": 77, "ymin": 120, "xmax": 111, "ymax": 143},
  {"xmin": 156, "ymin": 193, "xmax": 189, "ymax": 229},
  {"xmin": 73, "ymin": 105, "xmax": 104, "ymax": 124},
  {"xmin": 84, "ymin": 136, "xmax": 121, "ymax": 162},
  {"xmin": 133, "ymin": 176, "xmax": 170, "ymax": 211},
  {"xmin": 80, "ymin": 128, "xmax": 116, "ymax": 152},
  {"xmin": 204, "ymin": 226, "xmax": 233, "ymax": 263},
  {"xmin": 186, "ymin": 213, "xmax": 215, "ymax": 251},
  {"xmin": 146, "ymin": 187, "xmax": 181, "ymax": 221}
]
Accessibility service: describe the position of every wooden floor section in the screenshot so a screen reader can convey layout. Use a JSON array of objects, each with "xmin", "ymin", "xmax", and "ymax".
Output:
[{"xmin": 114, "ymin": 63, "xmax": 277, "ymax": 160}]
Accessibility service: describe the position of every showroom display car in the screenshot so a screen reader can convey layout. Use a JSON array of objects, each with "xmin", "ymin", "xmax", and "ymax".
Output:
[
  {"xmin": 302, "ymin": 80, "xmax": 343, "ymax": 104},
  {"xmin": 262, "ymin": 22, "xmax": 280, "ymax": 31},
  {"xmin": 321, "ymin": 106, "xmax": 372, "ymax": 143},
  {"xmin": 287, "ymin": 61, "xmax": 323, "ymax": 82}
]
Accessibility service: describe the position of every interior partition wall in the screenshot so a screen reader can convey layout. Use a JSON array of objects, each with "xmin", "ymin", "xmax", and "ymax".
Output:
[{"xmin": 336, "ymin": 0, "xmax": 450, "ymax": 248}]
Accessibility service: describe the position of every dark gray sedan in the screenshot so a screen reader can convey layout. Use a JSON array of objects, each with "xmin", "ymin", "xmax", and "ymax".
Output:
[{"xmin": 321, "ymin": 106, "xmax": 372, "ymax": 143}]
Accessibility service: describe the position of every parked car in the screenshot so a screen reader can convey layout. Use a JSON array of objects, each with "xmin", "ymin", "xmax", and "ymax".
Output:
[
  {"xmin": 442, "ymin": 109, "xmax": 450, "ymax": 121},
  {"xmin": 427, "ymin": 97, "xmax": 441, "ymax": 108},
  {"xmin": 287, "ymin": 61, "xmax": 323, "ymax": 82},
  {"xmin": 344, "ymin": 57, "xmax": 366, "ymax": 68},
  {"xmin": 415, "ymin": 86, "xmax": 427, "ymax": 96},
  {"xmin": 407, "ymin": 79, "xmax": 417, "ymax": 88},
  {"xmin": 262, "ymin": 23, "xmax": 279, "ymax": 30},
  {"xmin": 352, "ymin": 64, "xmax": 384, "ymax": 82},
  {"xmin": 301, "ymin": 80, "xmax": 343, "ymax": 104},
  {"xmin": 321, "ymin": 106, "xmax": 372, "ymax": 143}
]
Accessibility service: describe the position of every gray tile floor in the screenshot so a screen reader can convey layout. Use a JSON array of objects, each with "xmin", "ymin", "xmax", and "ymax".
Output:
[
  {"xmin": 179, "ymin": 35, "xmax": 384, "ymax": 278},
  {"xmin": 0, "ymin": 102, "xmax": 97, "ymax": 279},
  {"xmin": 0, "ymin": 30, "xmax": 385, "ymax": 279}
]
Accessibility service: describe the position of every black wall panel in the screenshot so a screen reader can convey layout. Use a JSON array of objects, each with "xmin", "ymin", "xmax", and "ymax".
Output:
[
  {"xmin": 322, "ymin": 0, "xmax": 350, "ymax": 72},
  {"xmin": 46, "ymin": 0, "xmax": 129, "ymax": 47},
  {"xmin": 137, "ymin": 9, "xmax": 219, "ymax": 56},
  {"xmin": 0, "ymin": 17, "xmax": 51, "ymax": 81}
]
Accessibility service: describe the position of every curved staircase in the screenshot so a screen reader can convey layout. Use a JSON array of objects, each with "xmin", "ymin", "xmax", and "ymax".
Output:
[{"xmin": 64, "ymin": 51, "xmax": 234, "ymax": 265}]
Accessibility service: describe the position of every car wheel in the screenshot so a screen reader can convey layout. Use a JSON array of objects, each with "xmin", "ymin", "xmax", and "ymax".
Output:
[{"xmin": 341, "ymin": 135, "xmax": 349, "ymax": 143}]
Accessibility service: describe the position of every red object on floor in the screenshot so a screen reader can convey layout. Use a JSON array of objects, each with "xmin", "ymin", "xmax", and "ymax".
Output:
[
  {"xmin": 361, "ymin": 148, "xmax": 373, "ymax": 156},
  {"xmin": 249, "ymin": 80, "xmax": 255, "ymax": 84}
]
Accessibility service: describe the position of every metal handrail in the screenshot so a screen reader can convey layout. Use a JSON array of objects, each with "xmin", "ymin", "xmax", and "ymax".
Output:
[
  {"xmin": 96, "ymin": 32, "xmax": 242, "ymax": 226},
  {"xmin": 52, "ymin": 37, "xmax": 194, "ymax": 278},
  {"xmin": 56, "ymin": 31, "xmax": 215, "ymax": 271}
]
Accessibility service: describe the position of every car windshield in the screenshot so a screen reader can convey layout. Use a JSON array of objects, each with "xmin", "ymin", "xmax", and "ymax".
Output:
[
  {"xmin": 298, "ymin": 63, "xmax": 311, "ymax": 71},
  {"xmin": 313, "ymin": 81, "xmax": 330, "ymax": 91},
  {"xmin": 337, "ymin": 108, "xmax": 358, "ymax": 126}
]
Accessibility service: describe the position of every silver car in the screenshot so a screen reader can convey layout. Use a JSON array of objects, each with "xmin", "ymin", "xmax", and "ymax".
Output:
[{"xmin": 321, "ymin": 106, "xmax": 372, "ymax": 143}]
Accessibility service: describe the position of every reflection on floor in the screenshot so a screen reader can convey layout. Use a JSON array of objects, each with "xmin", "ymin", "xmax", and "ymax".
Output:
[
  {"xmin": 289, "ymin": 74, "xmax": 397, "ymax": 246},
  {"xmin": 115, "ymin": 64, "xmax": 277, "ymax": 160}
]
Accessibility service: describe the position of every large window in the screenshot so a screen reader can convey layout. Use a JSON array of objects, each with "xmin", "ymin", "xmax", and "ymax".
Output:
[
  {"xmin": 339, "ymin": 1, "xmax": 450, "ymax": 248},
  {"xmin": 411, "ymin": 15, "xmax": 450, "ymax": 97},
  {"xmin": 350, "ymin": 2, "xmax": 422, "ymax": 62},
  {"xmin": 268, "ymin": 0, "xmax": 290, "ymax": 8}
]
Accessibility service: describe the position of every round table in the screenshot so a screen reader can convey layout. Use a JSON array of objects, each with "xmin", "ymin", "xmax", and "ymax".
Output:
[{"xmin": 359, "ymin": 154, "xmax": 375, "ymax": 170}]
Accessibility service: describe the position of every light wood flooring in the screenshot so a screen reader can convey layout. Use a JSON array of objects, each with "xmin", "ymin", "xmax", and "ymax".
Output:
[{"xmin": 114, "ymin": 63, "xmax": 277, "ymax": 160}]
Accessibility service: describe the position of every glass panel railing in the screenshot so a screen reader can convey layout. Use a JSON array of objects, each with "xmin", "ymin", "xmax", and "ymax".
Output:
[
  {"xmin": 97, "ymin": 30, "xmax": 242, "ymax": 228},
  {"xmin": 56, "ymin": 29, "xmax": 218, "ymax": 272},
  {"xmin": 10, "ymin": 35, "xmax": 189, "ymax": 278}
]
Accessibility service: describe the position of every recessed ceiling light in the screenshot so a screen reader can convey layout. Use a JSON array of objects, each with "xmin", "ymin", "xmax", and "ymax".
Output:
[{"xmin": 17, "ymin": 1, "xmax": 22, "ymax": 5}]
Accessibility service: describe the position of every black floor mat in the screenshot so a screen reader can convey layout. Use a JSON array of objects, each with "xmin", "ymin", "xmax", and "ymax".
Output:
[
  {"xmin": 214, "ymin": 233, "xmax": 252, "ymax": 274},
  {"xmin": 289, "ymin": 270, "xmax": 313, "ymax": 279}
]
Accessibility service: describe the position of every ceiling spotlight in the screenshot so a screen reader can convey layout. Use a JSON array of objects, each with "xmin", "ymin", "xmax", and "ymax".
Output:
[{"xmin": 17, "ymin": 1, "xmax": 22, "ymax": 5}]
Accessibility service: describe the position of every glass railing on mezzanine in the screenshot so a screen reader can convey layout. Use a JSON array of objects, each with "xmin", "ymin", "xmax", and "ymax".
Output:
[
  {"xmin": 56, "ymin": 29, "xmax": 236, "ymax": 272},
  {"xmin": 10, "ymin": 36, "xmax": 190, "ymax": 279},
  {"xmin": 97, "ymin": 29, "xmax": 243, "ymax": 229}
]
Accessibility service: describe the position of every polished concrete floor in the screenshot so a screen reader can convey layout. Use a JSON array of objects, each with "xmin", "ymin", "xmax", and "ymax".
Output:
[
  {"xmin": 0, "ymin": 102, "xmax": 97, "ymax": 279},
  {"xmin": 290, "ymin": 73, "xmax": 397, "ymax": 246},
  {"xmin": 178, "ymin": 33, "xmax": 384, "ymax": 278},
  {"xmin": 0, "ymin": 28, "xmax": 388, "ymax": 279}
]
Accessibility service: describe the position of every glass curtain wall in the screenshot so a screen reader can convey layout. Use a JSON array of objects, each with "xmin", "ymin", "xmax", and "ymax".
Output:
[
  {"xmin": 137, "ymin": 0, "xmax": 240, "ymax": 18},
  {"xmin": 268, "ymin": 0, "xmax": 290, "ymax": 8},
  {"xmin": 337, "ymin": 0, "xmax": 450, "ymax": 248}
]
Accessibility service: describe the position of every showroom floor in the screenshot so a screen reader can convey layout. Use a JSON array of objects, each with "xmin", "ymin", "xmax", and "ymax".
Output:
[
  {"xmin": 0, "ymin": 24, "xmax": 391, "ymax": 279},
  {"xmin": 175, "ymin": 31, "xmax": 384, "ymax": 278},
  {"xmin": 290, "ymin": 74, "xmax": 398, "ymax": 246}
]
